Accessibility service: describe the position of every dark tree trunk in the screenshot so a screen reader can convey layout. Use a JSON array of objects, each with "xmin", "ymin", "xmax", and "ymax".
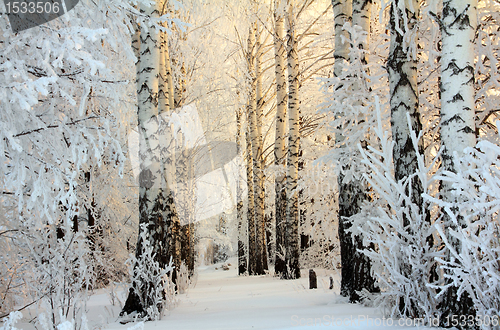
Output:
[{"xmin": 338, "ymin": 178, "xmax": 378, "ymax": 302}]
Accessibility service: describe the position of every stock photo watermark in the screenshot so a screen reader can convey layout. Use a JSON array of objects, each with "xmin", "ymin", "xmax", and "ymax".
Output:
[
  {"xmin": 3, "ymin": 0, "xmax": 80, "ymax": 32},
  {"xmin": 128, "ymin": 104, "xmax": 241, "ymax": 226},
  {"xmin": 291, "ymin": 314, "xmax": 499, "ymax": 328}
]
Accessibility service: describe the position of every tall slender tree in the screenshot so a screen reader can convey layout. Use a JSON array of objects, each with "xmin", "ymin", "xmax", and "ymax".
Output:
[
  {"xmin": 284, "ymin": 0, "xmax": 301, "ymax": 279},
  {"xmin": 236, "ymin": 105, "xmax": 248, "ymax": 275},
  {"xmin": 388, "ymin": 0, "xmax": 424, "ymax": 215},
  {"xmin": 332, "ymin": 0, "xmax": 357, "ymax": 298},
  {"xmin": 387, "ymin": 0, "xmax": 428, "ymax": 314},
  {"xmin": 437, "ymin": 0, "xmax": 478, "ymax": 320},
  {"xmin": 158, "ymin": 28, "xmax": 181, "ymax": 283},
  {"xmin": 246, "ymin": 127, "xmax": 257, "ymax": 274},
  {"xmin": 273, "ymin": 0, "xmax": 288, "ymax": 277},
  {"xmin": 121, "ymin": 0, "xmax": 165, "ymax": 317},
  {"xmin": 254, "ymin": 24, "xmax": 268, "ymax": 274}
]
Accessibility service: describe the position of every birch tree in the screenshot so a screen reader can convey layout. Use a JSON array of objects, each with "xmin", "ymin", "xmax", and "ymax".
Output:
[
  {"xmin": 388, "ymin": 0, "xmax": 425, "ymax": 221},
  {"xmin": 386, "ymin": 0, "xmax": 431, "ymax": 315},
  {"xmin": 273, "ymin": 0, "xmax": 288, "ymax": 277},
  {"xmin": 159, "ymin": 26, "xmax": 183, "ymax": 283},
  {"xmin": 284, "ymin": 0, "xmax": 301, "ymax": 279},
  {"xmin": 121, "ymin": 1, "xmax": 170, "ymax": 318},
  {"xmin": 331, "ymin": 0, "xmax": 359, "ymax": 298},
  {"xmin": 254, "ymin": 24, "xmax": 268, "ymax": 274},
  {"xmin": 436, "ymin": 0, "xmax": 478, "ymax": 319},
  {"xmin": 246, "ymin": 127, "xmax": 257, "ymax": 274},
  {"xmin": 236, "ymin": 106, "xmax": 248, "ymax": 275}
]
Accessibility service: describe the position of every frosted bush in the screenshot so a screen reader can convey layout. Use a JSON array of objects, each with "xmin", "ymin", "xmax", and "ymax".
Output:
[
  {"xmin": 428, "ymin": 127, "xmax": 500, "ymax": 326},
  {"xmin": 352, "ymin": 104, "xmax": 442, "ymax": 320},
  {"xmin": 0, "ymin": 311, "xmax": 23, "ymax": 330},
  {"xmin": 28, "ymin": 224, "xmax": 93, "ymax": 330},
  {"xmin": 124, "ymin": 223, "xmax": 174, "ymax": 321}
]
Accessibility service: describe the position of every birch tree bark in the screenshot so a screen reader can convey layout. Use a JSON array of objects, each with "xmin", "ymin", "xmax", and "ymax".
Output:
[
  {"xmin": 246, "ymin": 23, "xmax": 267, "ymax": 275},
  {"xmin": 236, "ymin": 106, "xmax": 248, "ymax": 275},
  {"xmin": 164, "ymin": 36, "xmax": 175, "ymax": 111},
  {"xmin": 170, "ymin": 50, "xmax": 195, "ymax": 274},
  {"xmin": 273, "ymin": 0, "xmax": 288, "ymax": 277},
  {"xmin": 332, "ymin": 0, "xmax": 358, "ymax": 298},
  {"xmin": 388, "ymin": 0, "xmax": 424, "ymax": 214},
  {"xmin": 332, "ymin": 0, "xmax": 351, "ymax": 78},
  {"xmin": 347, "ymin": 0, "xmax": 378, "ymax": 303},
  {"xmin": 122, "ymin": 0, "xmax": 164, "ymax": 316},
  {"xmin": 174, "ymin": 62, "xmax": 187, "ymax": 109},
  {"xmin": 284, "ymin": 0, "xmax": 301, "ymax": 280},
  {"xmin": 387, "ymin": 0, "xmax": 428, "ymax": 314},
  {"xmin": 254, "ymin": 25, "xmax": 268, "ymax": 274},
  {"xmin": 158, "ymin": 29, "xmax": 181, "ymax": 284},
  {"xmin": 246, "ymin": 128, "xmax": 257, "ymax": 275},
  {"xmin": 437, "ymin": 0, "xmax": 477, "ymax": 319}
]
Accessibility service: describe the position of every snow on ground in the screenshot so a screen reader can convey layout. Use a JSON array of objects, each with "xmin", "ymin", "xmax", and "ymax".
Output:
[
  {"xmin": 8, "ymin": 259, "xmax": 437, "ymax": 330},
  {"xmin": 104, "ymin": 260, "xmax": 433, "ymax": 330}
]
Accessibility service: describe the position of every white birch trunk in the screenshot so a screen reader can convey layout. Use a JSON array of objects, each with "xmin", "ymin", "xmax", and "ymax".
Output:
[
  {"xmin": 284, "ymin": 0, "xmax": 301, "ymax": 280},
  {"xmin": 438, "ymin": 0, "xmax": 477, "ymax": 318},
  {"xmin": 246, "ymin": 22, "xmax": 265, "ymax": 275},
  {"xmin": 387, "ymin": 0, "xmax": 425, "ymax": 217},
  {"xmin": 158, "ymin": 29, "xmax": 182, "ymax": 278},
  {"xmin": 164, "ymin": 38, "xmax": 175, "ymax": 111},
  {"xmin": 332, "ymin": 0, "xmax": 355, "ymax": 298},
  {"xmin": 254, "ymin": 26, "xmax": 268, "ymax": 274},
  {"xmin": 136, "ymin": 0, "xmax": 161, "ymax": 271},
  {"xmin": 122, "ymin": 1, "xmax": 163, "ymax": 316},
  {"xmin": 440, "ymin": 0, "xmax": 477, "ymax": 196},
  {"xmin": 236, "ymin": 107, "xmax": 247, "ymax": 275},
  {"xmin": 273, "ymin": 0, "xmax": 288, "ymax": 277},
  {"xmin": 332, "ymin": 0, "xmax": 352, "ymax": 78},
  {"xmin": 246, "ymin": 128, "xmax": 257, "ymax": 275}
]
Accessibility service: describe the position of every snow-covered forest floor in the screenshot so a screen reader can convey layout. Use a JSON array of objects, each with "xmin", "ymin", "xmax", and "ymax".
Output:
[{"xmin": 10, "ymin": 258, "xmax": 438, "ymax": 330}]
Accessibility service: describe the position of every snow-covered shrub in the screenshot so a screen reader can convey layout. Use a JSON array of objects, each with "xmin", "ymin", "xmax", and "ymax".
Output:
[
  {"xmin": 176, "ymin": 262, "xmax": 190, "ymax": 294},
  {"xmin": 427, "ymin": 130, "xmax": 500, "ymax": 325},
  {"xmin": 124, "ymin": 223, "xmax": 174, "ymax": 321},
  {"xmin": 0, "ymin": 219, "xmax": 27, "ymax": 318},
  {"xmin": 0, "ymin": 311, "xmax": 23, "ymax": 330},
  {"xmin": 298, "ymin": 163, "xmax": 339, "ymax": 270},
  {"xmin": 27, "ymin": 223, "xmax": 93, "ymax": 330},
  {"xmin": 352, "ymin": 104, "xmax": 442, "ymax": 320}
]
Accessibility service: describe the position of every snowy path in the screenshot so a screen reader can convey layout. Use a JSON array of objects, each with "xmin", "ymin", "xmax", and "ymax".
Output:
[
  {"xmin": 103, "ymin": 262, "xmax": 423, "ymax": 330},
  {"xmin": 9, "ymin": 261, "xmax": 430, "ymax": 329}
]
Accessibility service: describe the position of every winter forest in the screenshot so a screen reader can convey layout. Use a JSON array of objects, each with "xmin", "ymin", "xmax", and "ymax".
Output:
[{"xmin": 1, "ymin": 0, "xmax": 500, "ymax": 329}]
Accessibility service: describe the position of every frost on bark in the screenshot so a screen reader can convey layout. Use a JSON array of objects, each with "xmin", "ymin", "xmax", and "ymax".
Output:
[
  {"xmin": 387, "ymin": 0, "xmax": 430, "ymax": 314},
  {"xmin": 332, "ymin": 0, "xmax": 352, "ymax": 296},
  {"xmin": 437, "ymin": 0, "xmax": 477, "ymax": 320},
  {"xmin": 283, "ymin": 1, "xmax": 301, "ymax": 280},
  {"xmin": 332, "ymin": 0, "xmax": 356, "ymax": 298},
  {"xmin": 388, "ymin": 0, "xmax": 425, "ymax": 214},
  {"xmin": 273, "ymin": 0, "xmax": 288, "ymax": 277},
  {"xmin": 332, "ymin": 0, "xmax": 351, "ymax": 77},
  {"xmin": 236, "ymin": 107, "xmax": 248, "ymax": 275},
  {"xmin": 352, "ymin": 0, "xmax": 371, "ymax": 64},
  {"xmin": 122, "ymin": 0, "xmax": 165, "ymax": 317},
  {"xmin": 333, "ymin": 0, "xmax": 377, "ymax": 302}
]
